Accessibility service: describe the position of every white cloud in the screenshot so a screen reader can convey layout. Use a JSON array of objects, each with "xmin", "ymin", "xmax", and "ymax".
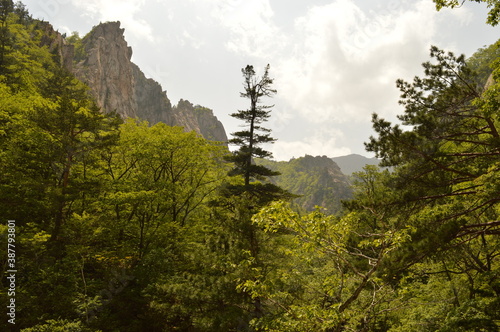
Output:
[
  {"xmin": 70, "ymin": 0, "xmax": 155, "ymax": 42},
  {"xmin": 440, "ymin": 3, "xmax": 474, "ymax": 26},
  {"xmin": 273, "ymin": 0, "xmax": 440, "ymax": 128},
  {"xmin": 207, "ymin": 0, "xmax": 287, "ymax": 58},
  {"xmin": 270, "ymin": 128, "xmax": 351, "ymax": 161},
  {"xmin": 181, "ymin": 29, "xmax": 205, "ymax": 49}
]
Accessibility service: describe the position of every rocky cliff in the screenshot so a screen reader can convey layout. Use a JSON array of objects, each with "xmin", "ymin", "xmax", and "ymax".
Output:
[
  {"xmin": 174, "ymin": 99, "xmax": 228, "ymax": 143},
  {"xmin": 41, "ymin": 21, "xmax": 227, "ymax": 142}
]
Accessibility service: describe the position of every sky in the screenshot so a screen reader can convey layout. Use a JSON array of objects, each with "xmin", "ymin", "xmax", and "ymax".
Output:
[{"xmin": 23, "ymin": 0, "xmax": 499, "ymax": 160}]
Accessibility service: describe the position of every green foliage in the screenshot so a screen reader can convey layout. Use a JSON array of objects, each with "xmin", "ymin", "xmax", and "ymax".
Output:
[
  {"xmin": 0, "ymin": 9, "xmax": 54, "ymax": 91},
  {"xmin": 467, "ymin": 40, "xmax": 500, "ymax": 84},
  {"xmin": 2, "ymin": 3, "xmax": 500, "ymax": 331},
  {"xmin": 366, "ymin": 43, "xmax": 500, "ymax": 255},
  {"xmin": 21, "ymin": 319, "xmax": 100, "ymax": 332},
  {"xmin": 65, "ymin": 31, "xmax": 86, "ymax": 63},
  {"xmin": 250, "ymin": 191, "xmax": 412, "ymax": 331},
  {"xmin": 363, "ymin": 43, "xmax": 500, "ymax": 330},
  {"xmin": 0, "ymin": 7, "xmax": 234, "ymax": 330},
  {"xmin": 433, "ymin": 0, "xmax": 500, "ymax": 26}
]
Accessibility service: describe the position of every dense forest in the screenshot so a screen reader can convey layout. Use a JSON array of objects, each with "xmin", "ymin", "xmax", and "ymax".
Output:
[{"xmin": 1, "ymin": 1, "xmax": 500, "ymax": 331}]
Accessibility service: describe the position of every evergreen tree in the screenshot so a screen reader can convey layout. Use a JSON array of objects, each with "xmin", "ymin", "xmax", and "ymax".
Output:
[
  {"xmin": 225, "ymin": 64, "xmax": 290, "ymax": 205},
  {"xmin": 362, "ymin": 45, "xmax": 500, "ymax": 329},
  {"xmin": 207, "ymin": 64, "xmax": 294, "ymax": 327}
]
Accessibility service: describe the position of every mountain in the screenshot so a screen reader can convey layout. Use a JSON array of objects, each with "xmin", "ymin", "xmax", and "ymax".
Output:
[
  {"xmin": 258, "ymin": 155, "xmax": 353, "ymax": 214},
  {"xmin": 49, "ymin": 21, "xmax": 227, "ymax": 142},
  {"xmin": 331, "ymin": 154, "xmax": 380, "ymax": 175}
]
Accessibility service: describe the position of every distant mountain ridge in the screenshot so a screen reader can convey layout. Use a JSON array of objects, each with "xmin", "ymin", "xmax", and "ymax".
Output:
[
  {"xmin": 255, "ymin": 154, "xmax": 384, "ymax": 213},
  {"xmin": 332, "ymin": 154, "xmax": 380, "ymax": 175}
]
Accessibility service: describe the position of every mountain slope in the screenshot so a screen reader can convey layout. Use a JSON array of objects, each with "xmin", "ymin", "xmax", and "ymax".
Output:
[
  {"xmin": 258, "ymin": 155, "xmax": 353, "ymax": 214},
  {"xmin": 68, "ymin": 21, "xmax": 227, "ymax": 142}
]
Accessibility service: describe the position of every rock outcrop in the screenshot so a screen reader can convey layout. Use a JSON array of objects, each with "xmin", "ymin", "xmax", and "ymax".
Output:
[
  {"xmin": 38, "ymin": 22, "xmax": 75, "ymax": 71},
  {"xmin": 43, "ymin": 21, "xmax": 227, "ymax": 143},
  {"xmin": 174, "ymin": 100, "xmax": 228, "ymax": 143},
  {"xmin": 73, "ymin": 22, "xmax": 139, "ymax": 119}
]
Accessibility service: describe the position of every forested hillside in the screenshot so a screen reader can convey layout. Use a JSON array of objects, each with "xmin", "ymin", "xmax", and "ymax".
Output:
[
  {"xmin": 1, "ymin": 1, "xmax": 500, "ymax": 331},
  {"xmin": 257, "ymin": 155, "xmax": 353, "ymax": 214}
]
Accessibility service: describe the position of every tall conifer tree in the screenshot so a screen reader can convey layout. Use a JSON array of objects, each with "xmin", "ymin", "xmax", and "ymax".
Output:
[
  {"xmin": 225, "ymin": 64, "xmax": 290, "ymax": 204},
  {"xmin": 219, "ymin": 64, "xmax": 293, "ymax": 322}
]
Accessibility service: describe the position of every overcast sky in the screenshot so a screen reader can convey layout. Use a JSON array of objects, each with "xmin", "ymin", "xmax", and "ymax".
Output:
[{"xmin": 24, "ymin": 0, "xmax": 499, "ymax": 160}]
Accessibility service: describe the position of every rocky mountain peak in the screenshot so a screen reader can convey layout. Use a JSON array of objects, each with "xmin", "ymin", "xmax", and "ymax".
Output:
[
  {"xmin": 59, "ymin": 21, "xmax": 227, "ymax": 142},
  {"xmin": 299, "ymin": 155, "xmax": 342, "ymax": 171},
  {"xmin": 73, "ymin": 21, "xmax": 138, "ymax": 119},
  {"xmin": 81, "ymin": 21, "xmax": 131, "ymax": 59}
]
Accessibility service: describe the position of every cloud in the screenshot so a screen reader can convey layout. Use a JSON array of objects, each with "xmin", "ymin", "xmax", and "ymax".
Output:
[
  {"xmin": 207, "ymin": 0, "xmax": 287, "ymax": 58},
  {"xmin": 70, "ymin": 0, "xmax": 155, "ymax": 42},
  {"xmin": 187, "ymin": 0, "xmax": 448, "ymax": 160},
  {"xmin": 270, "ymin": 128, "xmax": 351, "ymax": 161},
  {"xmin": 274, "ymin": 0, "xmax": 440, "ymax": 126},
  {"xmin": 180, "ymin": 29, "xmax": 205, "ymax": 49}
]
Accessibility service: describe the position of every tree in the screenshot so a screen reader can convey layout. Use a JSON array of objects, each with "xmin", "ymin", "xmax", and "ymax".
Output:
[
  {"xmin": 49, "ymin": 120, "xmax": 229, "ymax": 332},
  {"xmin": 223, "ymin": 64, "xmax": 294, "ymax": 263},
  {"xmin": 36, "ymin": 67, "xmax": 121, "ymax": 245},
  {"xmin": 0, "ymin": 0, "xmax": 16, "ymax": 82},
  {"xmin": 248, "ymin": 165, "xmax": 416, "ymax": 331},
  {"xmin": 100, "ymin": 120, "xmax": 228, "ymax": 259},
  {"xmin": 225, "ymin": 65, "xmax": 284, "ymax": 195},
  {"xmin": 366, "ymin": 45, "xmax": 500, "ymax": 244},
  {"xmin": 433, "ymin": 0, "xmax": 500, "ymax": 26},
  {"xmin": 363, "ymin": 44, "xmax": 500, "ymax": 329},
  {"xmin": 208, "ymin": 64, "xmax": 294, "ymax": 326},
  {"xmin": 0, "ymin": 0, "xmax": 13, "ymax": 73}
]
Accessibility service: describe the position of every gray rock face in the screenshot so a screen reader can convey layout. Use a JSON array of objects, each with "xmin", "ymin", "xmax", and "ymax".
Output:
[
  {"xmin": 74, "ymin": 22, "xmax": 139, "ymax": 119},
  {"xmin": 45, "ymin": 21, "xmax": 227, "ymax": 142},
  {"xmin": 174, "ymin": 100, "xmax": 228, "ymax": 143}
]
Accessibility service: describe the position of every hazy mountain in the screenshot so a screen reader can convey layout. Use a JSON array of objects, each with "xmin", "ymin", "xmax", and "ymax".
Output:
[{"xmin": 331, "ymin": 154, "xmax": 380, "ymax": 175}]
